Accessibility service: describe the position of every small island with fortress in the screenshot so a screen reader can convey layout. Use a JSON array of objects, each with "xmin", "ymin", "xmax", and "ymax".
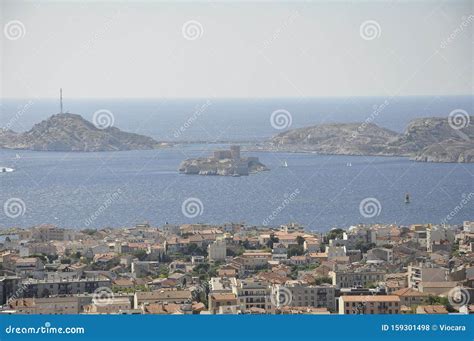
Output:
[{"xmin": 178, "ymin": 145, "xmax": 269, "ymax": 176}]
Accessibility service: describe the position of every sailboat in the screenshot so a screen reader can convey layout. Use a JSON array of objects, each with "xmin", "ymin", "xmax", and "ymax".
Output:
[
  {"xmin": 405, "ymin": 193, "xmax": 410, "ymax": 204},
  {"xmin": 282, "ymin": 160, "xmax": 288, "ymax": 168}
]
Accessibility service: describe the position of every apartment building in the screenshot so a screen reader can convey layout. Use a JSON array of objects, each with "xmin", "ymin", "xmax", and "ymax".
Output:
[
  {"xmin": 9, "ymin": 296, "xmax": 80, "ymax": 314},
  {"xmin": 407, "ymin": 264, "xmax": 448, "ymax": 289},
  {"xmin": 208, "ymin": 239, "xmax": 226, "ymax": 262},
  {"xmin": 330, "ymin": 270, "xmax": 385, "ymax": 288},
  {"xmin": 134, "ymin": 289, "xmax": 192, "ymax": 309},
  {"xmin": 231, "ymin": 278, "xmax": 272, "ymax": 312},
  {"xmin": 208, "ymin": 293, "xmax": 238, "ymax": 314},
  {"xmin": 21, "ymin": 277, "xmax": 111, "ymax": 298},
  {"xmin": 278, "ymin": 281, "xmax": 336, "ymax": 312},
  {"xmin": 339, "ymin": 295, "xmax": 400, "ymax": 314},
  {"xmin": 32, "ymin": 226, "xmax": 67, "ymax": 242}
]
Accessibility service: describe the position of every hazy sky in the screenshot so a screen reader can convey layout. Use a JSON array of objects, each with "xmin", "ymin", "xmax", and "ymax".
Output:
[{"xmin": 1, "ymin": 0, "xmax": 472, "ymax": 99}]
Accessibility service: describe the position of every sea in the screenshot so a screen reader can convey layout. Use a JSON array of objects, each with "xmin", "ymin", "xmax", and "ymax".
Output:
[{"xmin": 0, "ymin": 96, "xmax": 473, "ymax": 230}]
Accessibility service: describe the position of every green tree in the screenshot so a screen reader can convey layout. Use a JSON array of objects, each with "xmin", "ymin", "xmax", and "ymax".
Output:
[
  {"xmin": 133, "ymin": 250, "xmax": 148, "ymax": 261},
  {"xmin": 287, "ymin": 245, "xmax": 304, "ymax": 257},
  {"xmin": 326, "ymin": 228, "xmax": 344, "ymax": 241}
]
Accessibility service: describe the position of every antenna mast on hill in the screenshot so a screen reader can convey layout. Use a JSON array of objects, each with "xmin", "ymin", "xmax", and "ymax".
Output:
[{"xmin": 60, "ymin": 88, "xmax": 63, "ymax": 114}]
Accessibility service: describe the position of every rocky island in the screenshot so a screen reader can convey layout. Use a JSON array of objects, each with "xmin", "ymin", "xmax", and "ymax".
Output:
[
  {"xmin": 179, "ymin": 145, "xmax": 269, "ymax": 176},
  {"xmin": 0, "ymin": 113, "xmax": 167, "ymax": 152},
  {"xmin": 265, "ymin": 116, "xmax": 474, "ymax": 163}
]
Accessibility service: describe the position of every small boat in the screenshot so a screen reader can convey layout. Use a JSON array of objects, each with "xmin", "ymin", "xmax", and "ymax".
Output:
[
  {"xmin": 0, "ymin": 167, "xmax": 14, "ymax": 173},
  {"xmin": 346, "ymin": 162, "xmax": 352, "ymax": 167},
  {"xmin": 405, "ymin": 193, "xmax": 410, "ymax": 204},
  {"xmin": 282, "ymin": 161, "xmax": 288, "ymax": 168},
  {"xmin": 15, "ymin": 154, "xmax": 21, "ymax": 159}
]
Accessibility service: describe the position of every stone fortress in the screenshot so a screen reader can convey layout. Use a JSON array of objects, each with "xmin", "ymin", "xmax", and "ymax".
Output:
[{"xmin": 178, "ymin": 145, "xmax": 269, "ymax": 176}]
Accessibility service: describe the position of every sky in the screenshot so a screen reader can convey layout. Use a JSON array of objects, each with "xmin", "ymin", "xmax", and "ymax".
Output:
[{"xmin": 0, "ymin": 0, "xmax": 472, "ymax": 99}]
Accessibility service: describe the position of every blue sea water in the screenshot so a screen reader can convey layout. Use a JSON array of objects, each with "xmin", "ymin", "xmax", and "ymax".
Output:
[
  {"xmin": 0, "ymin": 97, "xmax": 473, "ymax": 230},
  {"xmin": 0, "ymin": 146, "xmax": 472, "ymax": 230}
]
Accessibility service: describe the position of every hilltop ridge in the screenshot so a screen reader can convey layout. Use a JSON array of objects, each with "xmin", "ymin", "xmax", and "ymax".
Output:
[
  {"xmin": 0, "ymin": 113, "xmax": 165, "ymax": 152},
  {"xmin": 267, "ymin": 116, "xmax": 474, "ymax": 163}
]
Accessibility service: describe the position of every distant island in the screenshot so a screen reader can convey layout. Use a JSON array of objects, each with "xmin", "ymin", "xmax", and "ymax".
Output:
[
  {"xmin": 1, "ymin": 112, "xmax": 472, "ymax": 163},
  {"xmin": 179, "ymin": 145, "xmax": 269, "ymax": 176},
  {"xmin": 0, "ymin": 113, "xmax": 168, "ymax": 152},
  {"xmin": 262, "ymin": 116, "xmax": 474, "ymax": 163}
]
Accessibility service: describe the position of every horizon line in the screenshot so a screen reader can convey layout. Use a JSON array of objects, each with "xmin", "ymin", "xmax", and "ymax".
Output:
[{"xmin": 1, "ymin": 94, "xmax": 473, "ymax": 101}]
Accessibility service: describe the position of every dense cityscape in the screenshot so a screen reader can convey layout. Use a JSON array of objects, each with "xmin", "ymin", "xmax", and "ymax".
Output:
[{"xmin": 0, "ymin": 221, "xmax": 472, "ymax": 315}]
